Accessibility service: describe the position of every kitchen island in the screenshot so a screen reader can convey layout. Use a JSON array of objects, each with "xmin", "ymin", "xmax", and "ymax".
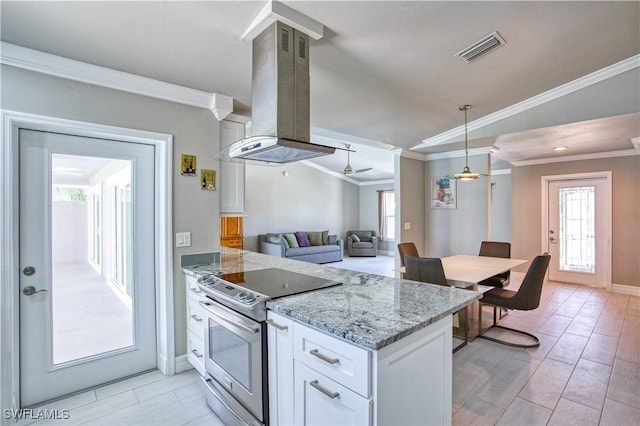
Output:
[{"xmin": 182, "ymin": 248, "xmax": 481, "ymax": 425}]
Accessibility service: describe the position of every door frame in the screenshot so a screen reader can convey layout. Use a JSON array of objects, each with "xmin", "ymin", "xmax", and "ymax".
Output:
[
  {"xmin": 1, "ymin": 110, "xmax": 175, "ymax": 414},
  {"xmin": 541, "ymin": 171, "xmax": 612, "ymax": 289}
]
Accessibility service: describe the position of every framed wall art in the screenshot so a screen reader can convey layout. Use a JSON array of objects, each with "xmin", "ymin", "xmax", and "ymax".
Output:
[
  {"xmin": 181, "ymin": 154, "xmax": 196, "ymax": 176},
  {"xmin": 431, "ymin": 177, "xmax": 456, "ymax": 209},
  {"xmin": 200, "ymin": 169, "xmax": 216, "ymax": 190}
]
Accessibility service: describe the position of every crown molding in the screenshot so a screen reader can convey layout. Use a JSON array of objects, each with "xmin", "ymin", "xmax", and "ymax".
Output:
[
  {"xmin": 512, "ymin": 148, "xmax": 639, "ymax": 167},
  {"xmin": 0, "ymin": 42, "xmax": 234, "ymax": 121},
  {"xmin": 425, "ymin": 146, "xmax": 491, "ymax": 161},
  {"xmin": 300, "ymin": 160, "xmax": 393, "ymax": 186},
  {"xmin": 413, "ymin": 54, "xmax": 640, "ymax": 149},
  {"xmin": 400, "ymin": 149, "xmax": 428, "ymax": 161},
  {"xmin": 241, "ymin": 0, "xmax": 324, "ymax": 41}
]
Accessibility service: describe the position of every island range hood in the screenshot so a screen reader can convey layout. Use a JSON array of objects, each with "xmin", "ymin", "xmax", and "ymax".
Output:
[{"xmin": 229, "ymin": 21, "xmax": 335, "ymax": 163}]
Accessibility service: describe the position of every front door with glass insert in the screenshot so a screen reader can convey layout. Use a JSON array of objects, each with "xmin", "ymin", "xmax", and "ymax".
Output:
[
  {"xmin": 19, "ymin": 129, "xmax": 156, "ymax": 406},
  {"xmin": 547, "ymin": 178, "xmax": 609, "ymax": 287}
]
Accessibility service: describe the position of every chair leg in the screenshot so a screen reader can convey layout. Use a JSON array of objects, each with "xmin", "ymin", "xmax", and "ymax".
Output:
[
  {"xmin": 478, "ymin": 302, "xmax": 540, "ymax": 349},
  {"xmin": 452, "ymin": 308, "xmax": 468, "ymax": 353}
]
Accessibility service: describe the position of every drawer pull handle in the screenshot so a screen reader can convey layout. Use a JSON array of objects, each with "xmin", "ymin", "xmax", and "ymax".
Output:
[
  {"xmin": 310, "ymin": 380, "xmax": 339, "ymax": 399},
  {"xmin": 266, "ymin": 319, "xmax": 288, "ymax": 331},
  {"xmin": 190, "ymin": 288, "xmax": 202, "ymax": 294},
  {"xmin": 190, "ymin": 314, "xmax": 202, "ymax": 322},
  {"xmin": 191, "ymin": 349, "xmax": 203, "ymax": 358},
  {"xmin": 310, "ymin": 349, "xmax": 339, "ymax": 365}
]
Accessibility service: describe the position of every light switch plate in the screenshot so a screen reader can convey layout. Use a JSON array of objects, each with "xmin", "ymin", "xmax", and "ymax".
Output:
[
  {"xmin": 176, "ymin": 232, "xmax": 191, "ymax": 247},
  {"xmin": 404, "ymin": 222, "xmax": 411, "ymax": 230}
]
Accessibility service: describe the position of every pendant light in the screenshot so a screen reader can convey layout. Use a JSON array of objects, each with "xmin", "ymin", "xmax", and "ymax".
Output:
[{"xmin": 452, "ymin": 104, "xmax": 480, "ymax": 181}]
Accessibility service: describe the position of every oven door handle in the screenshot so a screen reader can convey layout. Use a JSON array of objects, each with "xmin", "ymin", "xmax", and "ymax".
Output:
[{"xmin": 199, "ymin": 300, "xmax": 260, "ymax": 335}]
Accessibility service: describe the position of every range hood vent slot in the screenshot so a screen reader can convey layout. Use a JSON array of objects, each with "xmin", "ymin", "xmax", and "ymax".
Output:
[{"xmin": 456, "ymin": 31, "xmax": 506, "ymax": 63}]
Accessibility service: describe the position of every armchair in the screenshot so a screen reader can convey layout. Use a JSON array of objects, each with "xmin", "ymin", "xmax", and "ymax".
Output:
[{"xmin": 346, "ymin": 230, "xmax": 378, "ymax": 257}]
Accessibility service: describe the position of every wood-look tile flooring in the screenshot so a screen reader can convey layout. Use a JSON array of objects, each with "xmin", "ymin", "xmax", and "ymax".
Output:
[
  {"xmin": 15, "ymin": 256, "xmax": 639, "ymax": 425},
  {"xmin": 453, "ymin": 279, "xmax": 640, "ymax": 425}
]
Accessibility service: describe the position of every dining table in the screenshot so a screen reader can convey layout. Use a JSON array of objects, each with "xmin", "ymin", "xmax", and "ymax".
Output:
[{"xmin": 397, "ymin": 254, "xmax": 527, "ymax": 341}]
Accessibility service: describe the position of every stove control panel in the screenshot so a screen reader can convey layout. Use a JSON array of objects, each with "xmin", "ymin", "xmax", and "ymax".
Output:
[{"xmin": 197, "ymin": 274, "xmax": 265, "ymax": 307}]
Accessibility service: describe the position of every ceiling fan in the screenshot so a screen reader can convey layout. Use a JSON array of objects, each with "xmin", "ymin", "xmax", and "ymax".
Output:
[{"xmin": 338, "ymin": 144, "xmax": 372, "ymax": 175}]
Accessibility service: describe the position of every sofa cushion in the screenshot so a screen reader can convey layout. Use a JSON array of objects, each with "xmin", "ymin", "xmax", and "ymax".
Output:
[
  {"xmin": 286, "ymin": 244, "xmax": 341, "ymax": 257},
  {"xmin": 295, "ymin": 232, "xmax": 311, "ymax": 247},
  {"xmin": 283, "ymin": 233, "xmax": 299, "ymax": 248},
  {"xmin": 352, "ymin": 241, "xmax": 374, "ymax": 249},
  {"xmin": 322, "ymin": 230, "xmax": 329, "ymax": 245},
  {"xmin": 308, "ymin": 231, "xmax": 323, "ymax": 246},
  {"xmin": 351, "ymin": 234, "xmax": 361, "ymax": 242},
  {"xmin": 328, "ymin": 235, "xmax": 337, "ymax": 244},
  {"xmin": 353, "ymin": 231, "xmax": 373, "ymax": 242}
]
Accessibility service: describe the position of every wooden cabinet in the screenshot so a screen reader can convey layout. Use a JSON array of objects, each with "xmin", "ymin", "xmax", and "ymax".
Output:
[
  {"xmin": 220, "ymin": 120, "xmax": 245, "ymax": 214},
  {"xmin": 220, "ymin": 216, "xmax": 243, "ymax": 249},
  {"xmin": 267, "ymin": 311, "xmax": 452, "ymax": 426},
  {"xmin": 185, "ymin": 275, "xmax": 207, "ymax": 375}
]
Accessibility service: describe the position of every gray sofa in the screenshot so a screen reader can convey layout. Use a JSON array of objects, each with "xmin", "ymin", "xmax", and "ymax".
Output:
[
  {"xmin": 346, "ymin": 230, "xmax": 378, "ymax": 257},
  {"xmin": 258, "ymin": 232, "xmax": 343, "ymax": 264}
]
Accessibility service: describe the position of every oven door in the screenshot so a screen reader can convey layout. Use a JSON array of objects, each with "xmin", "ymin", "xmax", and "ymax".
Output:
[{"xmin": 200, "ymin": 299, "xmax": 265, "ymax": 423}]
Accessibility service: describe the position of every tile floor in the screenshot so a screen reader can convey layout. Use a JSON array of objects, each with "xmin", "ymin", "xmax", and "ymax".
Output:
[
  {"xmin": 14, "ymin": 256, "xmax": 639, "ymax": 425},
  {"xmin": 453, "ymin": 278, "xmax": 640, "ymax": 426}
]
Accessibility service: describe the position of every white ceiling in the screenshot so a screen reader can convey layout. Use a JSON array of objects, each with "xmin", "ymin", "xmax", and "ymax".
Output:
[{"xmin": 2, "ymin": 1, "xmax": 638, "ymax": 182}]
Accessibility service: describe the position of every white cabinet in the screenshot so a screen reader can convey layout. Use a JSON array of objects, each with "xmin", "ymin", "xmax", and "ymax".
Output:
[
  {"xmin": 267, "ymin": 311, "xmax": 295, "ymax": 426},
  {"xmin": 294, "ymin": 361, "xmax": 371, "ymax": 426},
  {"xmin": 185, "ymin": 275, "xmax": 207, "ymax": 375},
  {"xmin": 293, "ymin": 321, "xmax": 370, "ymax": 398},
  {"xmin": 219, "ymin": 120, "xmax": 245, "ymax": 214},
  {"xmin": 267, "ymin": 311, "xmax": 453, "ymax": 426}
]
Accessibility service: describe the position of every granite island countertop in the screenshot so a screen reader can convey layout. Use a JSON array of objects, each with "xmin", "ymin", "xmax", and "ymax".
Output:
[{"xmin": 182, "ymin": 249, "xmax": 481, "ymax": 351}]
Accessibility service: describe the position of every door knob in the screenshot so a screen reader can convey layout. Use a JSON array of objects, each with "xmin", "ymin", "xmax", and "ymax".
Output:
[{"xmin": 23, "ymin": 286, "xmax": 47, "ymax": 296}]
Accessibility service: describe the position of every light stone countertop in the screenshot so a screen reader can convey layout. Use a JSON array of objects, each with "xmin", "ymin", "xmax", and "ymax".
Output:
[{"xmin": 182, "ymin": 249, "xmax": 481, "ymax": 350}]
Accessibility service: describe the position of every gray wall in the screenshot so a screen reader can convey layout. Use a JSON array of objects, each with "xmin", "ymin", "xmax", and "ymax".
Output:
[
  {"xmin": 359, "ymin": 183, "xmax": 394, "ymax": 253},
  {"xmin": 490, "ymin": 172, "xmax": 512, "ymax": 243},
  {"xmin": 398, "ymin": 156, "xmax": 426, "ymax": 255},
  {"xmin": 423, "ymin": 154, "xmax": 493, "ymax": 257},
  {"xmin": 2, "ymin": 65, "xmax": 221, "ymax": 357},
  {"xmin": 243, "ymin": 161, "xmax": 360, "ymax": 252},
  {"xmin": 511, "ymin": 156, "xmax": 639, "ymax": 287}
]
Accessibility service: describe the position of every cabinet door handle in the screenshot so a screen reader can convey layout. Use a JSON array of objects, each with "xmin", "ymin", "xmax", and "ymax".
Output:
[
  {"xmin": 191, "ymin": 349, "xmax": 203, "ymax": 358},
  {"xmin": 266, "ymin": 319, "xmax": 288, "ymax": 331},
  {"xmin": 190, "ymin": 314, "xmax": 202, "ymax": 322},
  {"xmin": 310, "ymin": 380, "xmax": 339, "ymax": 399},
  {"xmin": 190, "ymin": 288, "xmax": 202, "ymax": 294},
  {"xmin": 310, "ymin": 349, "xmax": 339, "ymax": 365}
]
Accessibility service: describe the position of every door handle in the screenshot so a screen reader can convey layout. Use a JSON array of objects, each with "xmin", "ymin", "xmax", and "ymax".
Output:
[{"xmin": 23, "ymin": 286, "xmax": 48, "ymax": 296}]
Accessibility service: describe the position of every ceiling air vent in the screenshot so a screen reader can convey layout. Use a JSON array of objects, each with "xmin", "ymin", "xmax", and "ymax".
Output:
[{"xmin": 456, "ymin": 31, "xmax": 506, "ymax": 63}]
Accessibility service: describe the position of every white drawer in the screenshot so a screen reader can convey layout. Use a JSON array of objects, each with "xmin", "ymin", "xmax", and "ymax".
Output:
[
  {"xmin": 186, "ymin": 275, "xmax": 205, "ymax": 301},
  {"xmin": 187, "ymin": 329, "xmax": 205, "ymax": 375},
  {"xmin": 294, "ymin": 322, "xmax": 371, "ymax": 398},
  {"xmin": 186, "ymin": 296, "xmax": 206, "ymax": 335},
  {"xmin": 294, "ymin": 361, "xmax": 371, "ymax": 426}
]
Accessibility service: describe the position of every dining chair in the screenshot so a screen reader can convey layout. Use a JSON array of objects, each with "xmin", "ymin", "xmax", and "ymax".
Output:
[
  {"xmin": 478, "ymin": 253, "xmax": 551, "ymax": 348},
  {"xmin": 397, "ymin": 242, "xmax": 419, "ymax": 268},
  {"xmin": 478, "ymin": 241, "xmax": 512, "ymax": 288},
  {"xmin": 404, "ymin": 256, "xmax": 468, "ymax": 353}
]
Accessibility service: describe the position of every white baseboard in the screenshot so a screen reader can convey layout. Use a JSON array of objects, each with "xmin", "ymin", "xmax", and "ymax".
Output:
[
  {"xmin": 611, "ymin": 284, "xmax": 640, "ymax": 296},
  {"xmin": 516, "ymin": 270, "xmax": 639, "ymax": 296},
  {"xmin": 175, "ymin": 354, "xmax": 193, "ymax": 374}
]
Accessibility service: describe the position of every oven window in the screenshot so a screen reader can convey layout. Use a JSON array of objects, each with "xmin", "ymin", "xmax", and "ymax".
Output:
[{"xmin": 208, "ymin": 320, "xmax": 252, "ymax": 391}]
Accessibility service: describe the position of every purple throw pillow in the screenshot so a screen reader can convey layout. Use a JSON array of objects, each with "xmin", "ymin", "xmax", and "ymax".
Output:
[{"xmin": 295, "ymin": 232, "xmax": 311, "ymax": 247}]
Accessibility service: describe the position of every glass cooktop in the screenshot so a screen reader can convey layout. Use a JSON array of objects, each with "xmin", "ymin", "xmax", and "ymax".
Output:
[{"xmin": 217, "ymin": 268, "xmax": 342, "ymax": 299}]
